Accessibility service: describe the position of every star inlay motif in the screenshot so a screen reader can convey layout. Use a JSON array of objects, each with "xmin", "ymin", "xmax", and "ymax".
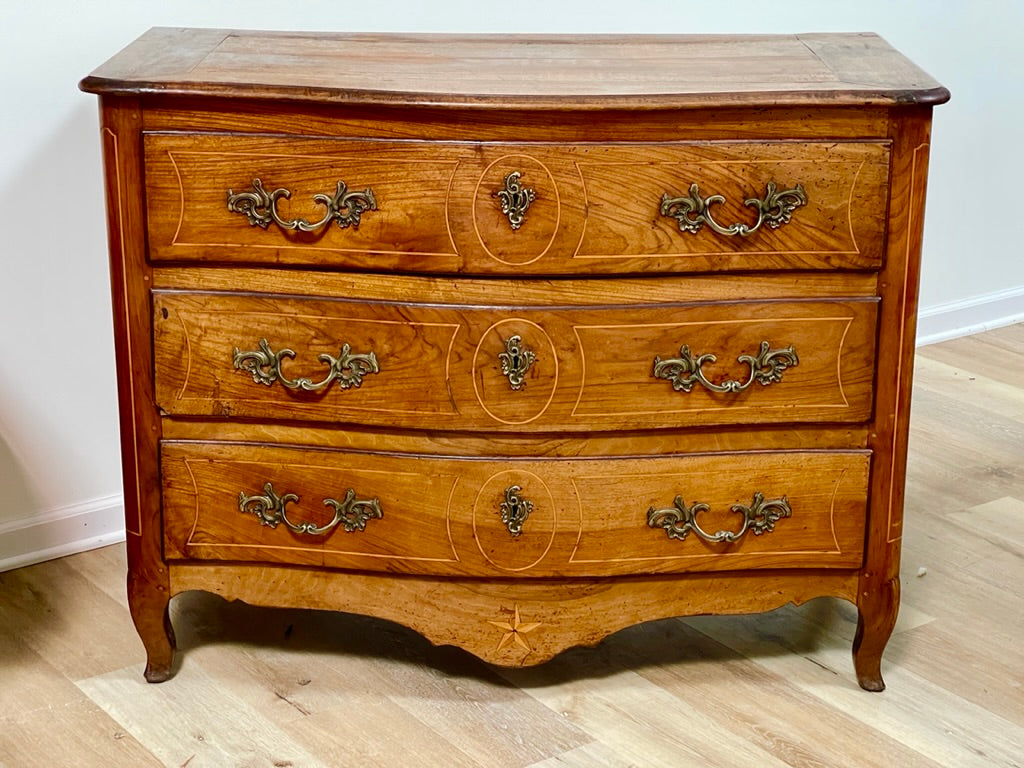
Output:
[{"xmin": 488, "ymin": 604, "xmax": 543, "ymax": 652}]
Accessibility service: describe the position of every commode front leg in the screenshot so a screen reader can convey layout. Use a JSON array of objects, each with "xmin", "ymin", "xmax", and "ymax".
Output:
[
  {"xmin": 128, "ymin": 573, "xmax": 176, "ymax": 683},
  {"xmin": 852, "ymin": 575, "xmax": 899, "ymax": 692}
]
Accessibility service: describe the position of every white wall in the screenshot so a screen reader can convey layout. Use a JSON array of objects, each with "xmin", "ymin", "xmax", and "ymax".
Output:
[{"xmin": 1, "ymin": 0, "xmax": 1020, "ymax": 563}]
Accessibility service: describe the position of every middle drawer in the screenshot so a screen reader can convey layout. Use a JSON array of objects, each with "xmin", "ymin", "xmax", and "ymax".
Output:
[{"xmin": 154, "ymin": 290, "xmax": 877, "ymax": 432}]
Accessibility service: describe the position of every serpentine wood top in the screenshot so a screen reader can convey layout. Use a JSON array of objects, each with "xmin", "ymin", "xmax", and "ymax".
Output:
[{"xmin": 79, "ymin": 28, "xmax": 949, "ymax": 110}]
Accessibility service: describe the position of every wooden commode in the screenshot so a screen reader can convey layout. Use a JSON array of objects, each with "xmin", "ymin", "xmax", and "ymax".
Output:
[{"xmin": 81, "ymin": 29, "xmax": 948, "ymax": 690}]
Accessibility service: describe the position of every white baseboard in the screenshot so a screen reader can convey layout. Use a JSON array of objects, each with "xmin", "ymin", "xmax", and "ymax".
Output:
[
  {"xmin": 0, "ymin": 494, "xmax": 125, "ymax": 573},
  {"xmin": 917, "ymin": 285, "xmax": 1024, "ymax": 346}
]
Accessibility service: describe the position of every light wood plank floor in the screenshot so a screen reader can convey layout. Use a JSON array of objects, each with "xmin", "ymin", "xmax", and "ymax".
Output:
[{"xmin": 2, "ymin": 325, "xmax": 1022, "ymax": 768}]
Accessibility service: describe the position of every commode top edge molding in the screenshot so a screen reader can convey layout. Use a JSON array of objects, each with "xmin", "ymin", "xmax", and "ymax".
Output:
[{"xmin": 79, "ymin": 28, "xmax": 949, "ymax": 110}]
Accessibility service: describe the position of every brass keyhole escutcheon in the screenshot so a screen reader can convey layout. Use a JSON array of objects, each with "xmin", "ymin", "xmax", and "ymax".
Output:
[
  {"xmin": 498, "ymin": 335, "xmax": 536, "ymax": 391},
  {"xmin": 497, "ymin": 171, "xmax": 536, "ymax": 230},
  {"xmin": 500, "ymin": 485, "xmax": 533, "ymax": 536}
]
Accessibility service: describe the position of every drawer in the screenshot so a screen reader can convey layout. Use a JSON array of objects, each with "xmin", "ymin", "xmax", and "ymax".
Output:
[
  {"xmin": 162, "ymin": 441, "xmax": 870, "ymax": 576},
  {"xmin": 144, "ymin": 134, "xmax": 889, "ymax": 274},
  {"xmin": 153, "ymin": 290, "xmax": 878, "ymax": 431}
]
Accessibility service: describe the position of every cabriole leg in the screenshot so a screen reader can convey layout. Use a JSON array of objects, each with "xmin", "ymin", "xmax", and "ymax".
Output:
[
  {"xmin": 853, "ymin": 576, "xmax": 899, "ymax": 692},
  {"xmin": 128, "ymin": 575, "xmax": 176, "ymax": 683}
]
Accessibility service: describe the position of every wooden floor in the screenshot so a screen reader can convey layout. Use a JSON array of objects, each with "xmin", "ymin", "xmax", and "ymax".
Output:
[{"xmin": 1, "ymin": 325, "xmax": 1022, "ymax": 768}]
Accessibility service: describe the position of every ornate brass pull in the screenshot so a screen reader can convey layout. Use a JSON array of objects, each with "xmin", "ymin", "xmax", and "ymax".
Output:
[
  {"xmin": 227, "ymin": 178, "xmax": 377, "ymax": 232},
  {"xmin": 653, "ymin": 340, "xmax": 798, "ymax": 394},
  {"xmin": 233, "ymin": 338, "xmax": 380, "ymax": 392},
  {"xmin": 660, "ymin": 181, "xmax": 806, "ymax": 237},
  {"xmin": 497, "ymin": 171, "xmax": 536, "ymax": 230},
  {"xmin": 500, "ymin": 485, "xmax": 533, "ymax": 536},
  {"xmin": 648, "ymin": 492, "xmax": 791, "ymax": 543},
  {"xmin": 239, "ymin": 482, "xmax": 383, "ymax": 535},
  {"xmin": 498, "ymin": 335, "xmax": 536, "ymax": 391}
]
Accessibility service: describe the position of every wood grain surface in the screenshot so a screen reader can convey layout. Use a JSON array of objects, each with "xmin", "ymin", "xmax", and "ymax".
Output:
[
  {"xmin": 144, "ymin": 134, "xmax": 889, "ymax": 274},
  {"xmin": 856, "ymin": 108, "xmax": 933, "ymax": 690},
  {"xmin": 161, "ymin": 441, "xmax": 869, "ymax": 577},
  {"xmin": 151, "ymin": 266, "xmax": 880, "ymax": 305},
  {"xmin": 141, "ymin": 100, "xmax": 894, "ymax": 142},
  {"xmin": 79, "ymin": 30, "xmax": 947, "ymax": 693},
  {"xmin": 168, "ymin": 564, "xmax": 861, "ymax": 668},
  {"xmin": 3, "ymin": 328, "xmax": 1019, "ymax": 768},
  {"xmin": 80, "ymin": 29, "xmax": 950, "ymax": 109},
  {"xmin": 97, "ymin": 96, "xmax": 173, "ymax": 683},
  {"xmin": 160, "ymin": 418, "xmax": 872, "ymax": 457},
  {"xmin": 153, "ymin": 290, "xmax": 878, "ymax": 431}
]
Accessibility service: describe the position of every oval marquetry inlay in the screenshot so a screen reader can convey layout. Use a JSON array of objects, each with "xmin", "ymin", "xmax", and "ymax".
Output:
[
  {"xmin": 471, "ymin": 318, "xmax": 559, "ymax": 425},
  {"xmin": 472, "ymin": 154, "xmax": 560, "ymax": 265},
  {"xmin": 471, "ymin": 470, "xmax": 557, "ymax": 572}
]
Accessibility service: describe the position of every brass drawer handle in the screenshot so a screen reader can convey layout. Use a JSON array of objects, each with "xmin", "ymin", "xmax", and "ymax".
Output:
[
  {"xmin": 653, "ymin": 340, "xmax": 798, "ymax": 394},
  {"xmin": 227, "ymin": 178, "xmax": 377, "ymax": 232},
  {"xmin": 497, "ymin": 171, "xmax": 536, "ymax": 230},
  {"xmin": 233, "ymin": 338, "xmax": 380, "ymax": 392},
  {"xmin": 498, "ymin": 335, "xmax": 536, "ymax": 391},
  {"xmin": 648, "ymin": 492, "xmax": 791, "ymax": 543},
  {"xmin": 239, "ymin": 482, "xmax": 383, "ymax": 535},
  {"xmin": 660, "ymin": 181, "xmax": 806, "ymax": 237},
  {"xmin": 500, "ymin": 485, "xmax": 533, "ymax": 536}
]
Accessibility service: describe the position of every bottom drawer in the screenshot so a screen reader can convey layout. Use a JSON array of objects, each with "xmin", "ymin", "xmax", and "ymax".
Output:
[{"xmin": 161, "ymin": 442, "xmax": 869, "ymax": 576}]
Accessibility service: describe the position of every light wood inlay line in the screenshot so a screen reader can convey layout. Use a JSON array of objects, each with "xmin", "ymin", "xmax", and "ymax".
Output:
[
  {"xmin": 836, "ymin": 317, "xmax": 855, "ymax": 407},
  {"xmin": 573, "ymin": 456, "xmax": 860, "ymax": 565},
  {"xmin": 165, "ymin": 148, "xmax": 461, "ymax": 256},
  {"xmin": 80, "ymin": 28, "xmax": 946, "ymax": 694},
  {"xmin": 470, "ymin": 318, "xmax": 560, "ymax": 426},
  {"xmin": 887, "ymin": 142, "xmax": 929, "ymax": 543},
  {"xmin": 168, "ymin": 308, "xmax": 462, "ymax": 415},
  {"xmin": 576, "ymin": 158, "xmax": 868, "ymax": 166},
  {"xmin": 444, "ymin": 322, "xmax": 460, "ymax": 402},
  {"xmin": 569, "ymin": 326, "xmax": 589, "ymax": 419},
  {"xmin": 828, "ymin": 469, "xmax": 846, "ymax": 553},
  {"xmin": 168, "ymin": 243, "xmax": 459, "ymax": 258},
  {"xmin": 572, "ymin": 316, "xmax": 856, "ymax": 417},
  {"xmin": 472, "ymin": 469, "xmax": 558, "ymax": 572},
  {"xmin": 183, "ymin": 457, "xmax": 201, "ymax": 546},
  {"xmin": 567, "ymin": 478, "xmax": 586, "ymax": 564},
  {"xmin": 180, "ymin": 458, "xmax": 461, "ymax": 563},
  {"xmin": 444, "ymin": 477, "xmax": 462, "ymax": 563},
  {"xmin": 576, "ymin": 249, "xmax": 863, "ymax": 259},
  {"xmin": 169, "ymin": 309, "xmax": 464, "ymax": 327},
  {"xmin": 573, "ymin": 155, "xmax": 874, "ymax": 259},
  {"xmin": 570, "ymin": 160, "xmax": 588, "ymax": 259},
  {"xmin": 105, "ymin": 125, "xmax": 143, "ymax": 538},
  {"xmin": 471, "ymin": 153, "xmax": 562, "ymax": 266},
  {"xmin": 167, "ymin": 149, "xmax": 186, "ymax": 244},
  {"xmin": 442, "ymin": 159, "xmax": 461, "ymax": 255},
  {"xmin": 846, "ymin": 159, "xmax": 867, "ymax": 255},
  {"xmin": 173, "ymin": 310, "xmax": 193, "ymax": 402},
  {"xmin": 181, "ymin": 542, "xmax": 463, "ymax": 563}
]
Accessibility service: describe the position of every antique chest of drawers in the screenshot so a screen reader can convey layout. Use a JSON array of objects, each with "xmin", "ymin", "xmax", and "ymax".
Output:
[{"xmin": 81, "ymin": 29, "xmax": 947, "ymax": 690}]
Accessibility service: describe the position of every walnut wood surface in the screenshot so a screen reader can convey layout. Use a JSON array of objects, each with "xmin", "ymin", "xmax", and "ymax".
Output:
[
  {"xmin": 151, "ymin": 267, "xmax": 880, "ymax": 304},
  {"xmin": 80, "ymin": 29, "xmax": 949, "ymax": 109},
  {"xmin": 856, "ymin": 108, "xmax": 934, "ymax": 691},
  {"xmin": 98, "ymin": 96, "xmax": 173, "ymax": 683},
  {"xmin": 153, "ymin": 291, "xmax": 878, "ymax": 431},
  {"xmin": 7, "ymin": 329, "xmax": 1023, "ymax": 767},
  {"xmin": 144, "ymin": 134, "xmax": 889, "ymax": 274},
  {"xmin": 143, "ymin": 100, "xmax": 894, "ymax": 142},
  {"xmin": 168, "ymin": 563, "xmax": 860, "ymax": 667},
  {"xmin": 161, "ymin": 418, "xmax": 870, "ymax": 457},
  {"xmin": 162, "ymin": 441, "xmax": 868, "ymax": 576},
  {"xmin": 82, "ymin": 30, "xmax": 946, "ymax": 688}
]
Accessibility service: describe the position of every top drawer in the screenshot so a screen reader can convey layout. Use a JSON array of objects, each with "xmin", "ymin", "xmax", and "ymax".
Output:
[{"xmin": 144, "ymin": 134, "xmax": 890, "ymax": 275}]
